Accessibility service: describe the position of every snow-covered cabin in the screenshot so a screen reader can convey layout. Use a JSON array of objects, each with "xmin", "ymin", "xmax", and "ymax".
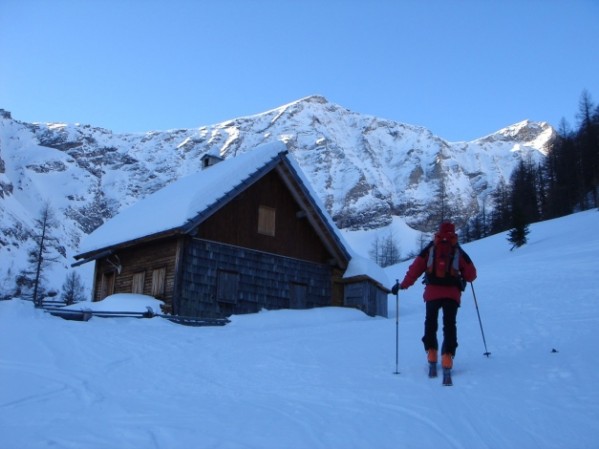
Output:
[{"xmin": 73, "ymin": 142, "xmax": 388, "ymax": 318}]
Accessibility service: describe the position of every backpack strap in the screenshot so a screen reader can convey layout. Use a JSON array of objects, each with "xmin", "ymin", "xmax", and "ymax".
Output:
[
  {"xmin": 451, "ymin": 245, "xmax": 461, "ymax": 276},
  {"xmin": 426, "ymin": 243, "xmax": 435, "ymax": 273}
]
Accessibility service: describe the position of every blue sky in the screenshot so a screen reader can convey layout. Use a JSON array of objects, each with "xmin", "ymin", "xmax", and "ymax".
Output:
[{"xmin": 1, "ymin": 0, "xmax": 597, "ymax": 141}]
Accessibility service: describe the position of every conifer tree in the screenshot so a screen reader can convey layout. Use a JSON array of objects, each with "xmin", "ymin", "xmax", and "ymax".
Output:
[
  {"xmin": 543, "ymin": 91, "xmax": 599, "ymax": 216},
  {"xmin": 510, "ymin": 158, "xmax": 540, "ymax": 224},
  {"xmin": 576, "ymin": 90, "xmax": 599, "ymax": 208},
  {"xmin": 507, "ymin": 207, "xmax": 530, "ymax": 250},
  {"xmin": 61, "ymin": 271, "xmax": 86, "ymax": 305},
  {"xmin": 489, "ymin": 179, "xmax": 511, "ymax": 234},
  {"xmin": 21, "ymin": 202, "xmax": 61, "ymax": 307}
]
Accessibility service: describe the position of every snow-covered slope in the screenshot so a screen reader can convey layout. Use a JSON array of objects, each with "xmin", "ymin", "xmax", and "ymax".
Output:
[
  {"xmin": 0, "ymin": 99, "xmax": 555, "ymax": 294},
  {"xmin": 1, "ymin": 210, "xmax": 597, "ymax": 449}
]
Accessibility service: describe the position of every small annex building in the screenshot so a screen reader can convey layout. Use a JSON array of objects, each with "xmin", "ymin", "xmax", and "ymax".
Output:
[{"xmin": 73, "ymin": 142, "xmax": 388, "ymax": 318}]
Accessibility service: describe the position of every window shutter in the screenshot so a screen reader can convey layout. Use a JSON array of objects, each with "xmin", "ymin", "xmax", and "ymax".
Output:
[
  {"xmin": 132, "ymin": 272, "xmax": 145, "ymax": 294},
  {"xmin": 257, "ymin": 205, "xmax": 276, "ymax": 236},
  {"xmin": 151, "ymin": 267, "xmax": 166, "ymax": 297}
]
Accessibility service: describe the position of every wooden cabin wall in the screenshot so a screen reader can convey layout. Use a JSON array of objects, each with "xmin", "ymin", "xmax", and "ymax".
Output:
[
  {"xmin": 196, "ymin": 171, "xmax": 334, "ymax": 265},
  {"xmin": 374, "ymin": 286, "xmax": 389, "ymax": 318},
  {"xmin": 93, "ymin": 238, "xmax": 180, "ymax": 311},
  {"xmin": 343, "ymin": 280, "xmax": 388, "ymax": 317},
  {"xmin": 176, "ymin": 238, "xmax": 333, "ymax": 318}
]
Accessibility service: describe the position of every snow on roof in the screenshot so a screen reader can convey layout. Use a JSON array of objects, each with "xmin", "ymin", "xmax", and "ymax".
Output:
[
  {"xmin": 78, "ymin": 141, "xmax": 287, "ymax": 254},
  {"xmin": 343, "ymin": 253, "xmax": 390, "ymax": 289},
  {"xmin": 77, "ymin": 140, "xmax": 388, "ymax": 288}
]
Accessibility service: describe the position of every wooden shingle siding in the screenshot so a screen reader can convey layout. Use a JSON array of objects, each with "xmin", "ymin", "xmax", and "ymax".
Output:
[
  {"xmin": 343, "ymin": 279, "xmax": 388, "ymax": 317},
  {"xmin": 176, "ymin": 239, "xmax": 333, "ymax": 318}
]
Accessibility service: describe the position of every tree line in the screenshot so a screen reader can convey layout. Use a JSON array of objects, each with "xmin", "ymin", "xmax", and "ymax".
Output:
[
  {"xmin": 464, "ymin": 90, "xmax": 599, "ymax": 244},
  {"xmin": 371, "ymin": 90, "xmax": 598, "ymax": 265}
]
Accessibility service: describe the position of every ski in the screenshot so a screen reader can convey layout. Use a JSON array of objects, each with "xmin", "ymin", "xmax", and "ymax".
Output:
[
  {"xmin": 428, "ymin": 362, "xmax": 438, "ymax": 378},
  {"xmin": 442, "ymin": 368, "xmax": 453, "ymax": 386}
]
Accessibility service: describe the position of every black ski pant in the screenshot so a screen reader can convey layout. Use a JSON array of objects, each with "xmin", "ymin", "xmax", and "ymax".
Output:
[{"xmin": 422, "ymin": 298, "xmax": 459, "ymax": 356}]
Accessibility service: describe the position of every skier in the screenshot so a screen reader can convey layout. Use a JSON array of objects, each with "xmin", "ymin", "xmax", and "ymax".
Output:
[{"xmin": 391, "ymin": 222, "xmax": 477, "ymax": 383}]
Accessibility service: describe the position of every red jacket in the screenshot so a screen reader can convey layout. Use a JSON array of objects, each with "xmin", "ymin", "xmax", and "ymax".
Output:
[{"xmin": 400, "ymin": 245, "xmax": 477, "ymax": 304}]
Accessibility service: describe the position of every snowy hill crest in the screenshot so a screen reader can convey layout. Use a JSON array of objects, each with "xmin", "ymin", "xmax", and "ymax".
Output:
[{"xmin": 0, "ymin": 98, "xmax": 555, "ymax": 291}]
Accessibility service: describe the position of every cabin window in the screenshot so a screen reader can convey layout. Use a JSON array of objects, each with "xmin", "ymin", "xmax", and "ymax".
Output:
[
  {"xmin": 151, "ymin": 267, "xmax": 167, "ymax": 298},
  {"xmin": 257, "ymin": 205, "xmax": 276, "ymax": 236},
  {"xmin": 216, "ymin": 270, "xmax": 239, "ymax": 304},
  {"xmin": 132, "ymin": 271, "xmax": 145, "ymax": 294}
]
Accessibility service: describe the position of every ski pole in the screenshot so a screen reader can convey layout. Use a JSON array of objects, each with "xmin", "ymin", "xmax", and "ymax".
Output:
[
  {"xmin": 394, "ymin": 279, "xmax": 400, "ymax": 374},
  {"xmin": 470, "ymin": 282, "xmax": 491, "ymax": 357}
]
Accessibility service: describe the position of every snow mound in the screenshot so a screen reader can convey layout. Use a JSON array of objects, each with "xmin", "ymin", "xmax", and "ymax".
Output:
[
  {"xmin": 62, "ymin": 293, "xmax": 164, "ymax": 314},
  {"xmin": 227, "ymin": 306, "xmax": 376, "ymax": 330}
]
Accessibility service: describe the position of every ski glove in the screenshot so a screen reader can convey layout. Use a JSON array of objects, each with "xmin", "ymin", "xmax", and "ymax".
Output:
[{"xmin": 391, "ymin": 282, "xmax": 400, "ymax": 295}]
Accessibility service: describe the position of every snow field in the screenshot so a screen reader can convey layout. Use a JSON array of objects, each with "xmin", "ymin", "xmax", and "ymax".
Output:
[{"xmin": 1, "ymin": 210, "xmax": 598, "ymax": 449}]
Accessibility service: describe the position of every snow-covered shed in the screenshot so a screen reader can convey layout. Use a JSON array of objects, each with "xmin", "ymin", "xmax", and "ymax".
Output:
[{"xmin": 73, "ymin": 142, "xmax": 388, "ymax": 318}]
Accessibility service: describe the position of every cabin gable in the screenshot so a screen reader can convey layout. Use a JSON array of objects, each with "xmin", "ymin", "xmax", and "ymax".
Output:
[{"xmin": 195, "ymin": 170, "xmax": 334, "ymax": 264}]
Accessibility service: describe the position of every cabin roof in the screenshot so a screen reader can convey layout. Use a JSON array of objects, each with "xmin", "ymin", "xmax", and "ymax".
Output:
[{"xmin": 74, "ymin": 142, "xmax": 352, "ymax": 269}]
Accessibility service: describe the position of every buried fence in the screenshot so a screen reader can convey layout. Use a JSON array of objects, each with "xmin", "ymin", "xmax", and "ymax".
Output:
[{"xmin": 43, "ymin": 304, "xmax": 230, "ymax": 327}]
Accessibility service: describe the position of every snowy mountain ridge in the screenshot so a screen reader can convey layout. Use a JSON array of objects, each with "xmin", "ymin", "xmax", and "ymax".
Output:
[{"xmin": 0, "ymin": 98, "xmax": 555, "ymax": 293}]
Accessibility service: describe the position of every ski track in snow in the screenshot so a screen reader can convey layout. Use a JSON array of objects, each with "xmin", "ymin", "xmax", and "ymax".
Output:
[{"xmin": 1, "ymin": 211, "xmax": 598, "ymax": 449}]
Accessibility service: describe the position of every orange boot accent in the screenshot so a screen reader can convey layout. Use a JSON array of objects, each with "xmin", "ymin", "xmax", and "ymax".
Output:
[
  {"xmin": 442, "ymin": 353, "xmax": 453, "ymax": 369},
  {"xmin": 427, "ymin": 349, "xmax": 438, "ymax": 363}
]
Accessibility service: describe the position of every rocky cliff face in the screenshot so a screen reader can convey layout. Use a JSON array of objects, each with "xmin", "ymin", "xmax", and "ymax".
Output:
[{"xmin": 0, "ymin": 98, "xmax": 555, "ymax": 292}]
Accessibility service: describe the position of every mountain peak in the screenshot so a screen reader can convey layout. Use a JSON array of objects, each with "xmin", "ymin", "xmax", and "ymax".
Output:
[
  {"xmin": 476, "ymin": 119, "xmax": 556, "ymax": 153},
  {"xmin": 290, "ymin": 95, "xmax": 329, "ymax": 106},
  {"xmin": 271, "ymin": 95, "xmax": 332, "ymax": 114}
]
